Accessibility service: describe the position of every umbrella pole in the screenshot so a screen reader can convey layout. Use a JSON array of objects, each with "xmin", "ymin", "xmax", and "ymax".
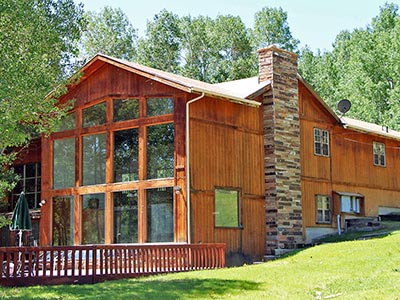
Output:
[{"xmin": 18, "ymin": 230, "xmax": 23, "ymax": 247}]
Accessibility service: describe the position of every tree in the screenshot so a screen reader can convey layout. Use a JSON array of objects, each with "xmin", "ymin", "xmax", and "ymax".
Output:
[
  {"xmin": 180, "ymin": 15, "xmax": 255, "ymax": 83},
  {"xmin": 0, "ymin": 0, "xmax": 85, "ymax": 198},
  {"xmin": 80, "ymin": 6, "xmax": 137, "ymax": 61},
  {"xmin": 251, "ymin": 7, "xmax": 300, "ymax": 53},
  {"xmin": 298, "ymin": 3, "xmax": 400, "ymax": 130},
  {"xmin": 136, "ymin": 9, "xmax": 182, "ymax": 73}
]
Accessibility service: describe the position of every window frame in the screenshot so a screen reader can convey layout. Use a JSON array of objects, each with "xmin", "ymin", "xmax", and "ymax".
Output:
[
  {"xmin": 12, "ymin": 163, "xmax": 41, "ymax": 210},
  {"xmin": 314, "ymin": 128, "xmax": 330, "ymax": 157},
  {"xmin": 340, "ymin": 195, "xmax": 361, "ymax": 214},
  {"xmin": 214, "ymin": 187, "xmax": 241, "ymax": 229},
  {"xmin": 373, "ymin": 141, "xmax": 386, "ymax": 167},
  {"xmin": 315, "ymin": 195, "xmax": 332, "ymax": 224}
]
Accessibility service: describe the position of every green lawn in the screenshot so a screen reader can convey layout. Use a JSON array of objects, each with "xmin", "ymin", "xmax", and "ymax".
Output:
[{"xmin": 2, "ymin": 227, "xmax": 400, "ymax": 299}]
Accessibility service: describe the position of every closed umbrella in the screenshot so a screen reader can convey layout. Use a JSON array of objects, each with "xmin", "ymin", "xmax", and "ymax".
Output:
[{"xmin": 10, "ymin": 192, "xmax": 32, "ymax": 247}]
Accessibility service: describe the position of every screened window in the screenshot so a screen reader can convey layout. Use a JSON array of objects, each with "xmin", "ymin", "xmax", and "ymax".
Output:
[
  {"xmin": 146, "ymin": 188, "xmax": 174, "ymax": 242},
  {"xmin": 53, "ymin": 196, "xmax": 74, "ymax": 246},
  {"xmin": 114, "ymin": 190, "xmax": 138, "ymax": 243},
  {"xmin": 57, "ymin": 112, "xmax": 76, "ymax": 132},
  {"xmin": 114, "ymin": 129, "xmax": 139, "ymax": 182},
  {"xmin": 314, "ymin": 128, "xmax": 330, "ymax": 157},
  {"xmin": 373, "ymin": 142, "xmax": 385, "ymax": 166},
  {"xmin": 316, "ymin": 195, "xmax": 331, "ymax": 223},
  {"xmin": 147, "ymin": 123, "xmax": 174, "ymax": 179},
  {"xmin": 53, "ymin": 138, "xmax": 75, "ymax": 189},
  {"xmin": 147, "ymin": 98, "xmax": 174, "ymax": 117},
  {"xmin": 12, "ymin": 163, "xmax": 41, "ymax": 210},
  {"xmin": 113, "ymin": 98, "xmax": 139, "ymax": 122},
  {"xmin": 82, "ymin": 193, "xmax": 105, "ymax": 244},
  {"xmin": 214, "ymin": 188, "xmax": 240, "ymax": 228},
  {"xmin": 341, "ymin": 195, "xmax": 361, "ymax": 214},
  {"xmin": 82, "ymin": 134, "xmax": 106, "ymax": 186},
  {"xmin": 82, "ymin": 102, "xmax": 106, "ymax": 128}
]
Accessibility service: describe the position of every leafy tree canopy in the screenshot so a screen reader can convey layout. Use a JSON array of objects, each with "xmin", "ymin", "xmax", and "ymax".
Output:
[
  {"xmin": 298, "ymin": 3, "xmax": 400, "ymax": 130},
  {"xmin": 80, "ymin": 6, "xmax": 137, "ymax": 61},
  {"xmin": 0, "ymin": 0, "xmax": 85, "ymax": 197}
]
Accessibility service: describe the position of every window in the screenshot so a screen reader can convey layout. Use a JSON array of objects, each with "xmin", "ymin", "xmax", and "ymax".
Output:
[
  {"xmin": 53, "ymin": 196, "xmax": 74, "ymax": 246},
  {"xmin": 316, "ymin": 195, "xmax": 331, "ymax": 223},
  {"xmin": 82, "ymin": 193, "xmax": 105, "ymax": 244},
  {"xmin": 53, "ymin": 138, "xmax": 75, "ymax": 189},
  {"xmin": 214, "ymin": 188, "xmax": 240, "ymax": 228},
  {"xmin": 340, "ymin": 195, "xmax": 361, "ymax": 214},
  {"xmin": 56, "ymin": 112, "xmax": 76, "ymax": 132},
  {"xmin": 113, "ymin": 99, "xmax": 139, "ymax": 122},
  {"xmin": 114, "ymin": 191, "xmax": 138, "ymax": 243},
  {"xmin": 82, "ymin": 102, "xmax": 106, "ymax": 128},
  {"xmin": 147, "ymin": 98, "xmax": 174, "ymax": 116},
  {"xmin": 314, "ymin": 128, "xmax": 330, "ymax": 156},
  {"xmin": 82, "ymin": 134, "xmax": 106, "ymax": 186},
  {"xmin": 12, "ymin": 163, "xmax": 41, "ymax": 209},
  {"xmin": 373, "ymin": 142, "xmax": 385, "ymax": 166},
  {"xmin": 147, "ymin": 123, "xmax": 174, "ymax": 179},
  {"xmin": 114, "ymin": 129, "xmax": 139, "ymax": 182},
  {"xmin": 146, "ymin": 188, "xmax": 174, "ymax": 242}
]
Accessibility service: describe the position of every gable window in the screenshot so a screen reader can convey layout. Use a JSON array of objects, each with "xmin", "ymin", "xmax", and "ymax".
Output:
[
  {"xmin": 316, "ymin": 195, "xmax": 331, "ymax": 224},
  {"xmin": 314, "ymin": 128, "xmax": 330, "ymax": 157},
  {"xmin": 147, "ymin": 97, "xmax": 174, "ymax": 116},
  {"xmin": 373, "ymin": 142, "xmax": 385, "ymax": 166},
  {"xmin": 340, "ymin": 195, "xmax": 361, "ymax": 214},
  {"xmin": 214, "ymin": 188, "xmax": 240, "ymax": 228},
  {"xmin": 82, "ymin": 102, "xmax": 106, "ymax": 128},
  {"xmin": 113, "ymin": 98, "xmax": 139, "ymax": 122}
]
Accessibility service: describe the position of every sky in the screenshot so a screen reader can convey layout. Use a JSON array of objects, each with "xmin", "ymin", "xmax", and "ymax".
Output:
[{"xmin": 79, "ymin": 0, "xmax": 391, "ymax": 52}]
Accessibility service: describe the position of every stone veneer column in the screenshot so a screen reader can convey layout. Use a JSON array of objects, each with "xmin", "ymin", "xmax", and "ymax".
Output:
[{"xmin": 258, "ymin": 45, "xmax": 303, "ymax": 256}]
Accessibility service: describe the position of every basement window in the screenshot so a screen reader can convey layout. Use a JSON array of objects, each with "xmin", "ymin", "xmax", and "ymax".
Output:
[
  {"xmin": 214, "ymin": 188, "xmax": 241, "ymax": 228},
  {"xmin": 314, "ymin": 128, "xmax": 330, "ymax": 157}
]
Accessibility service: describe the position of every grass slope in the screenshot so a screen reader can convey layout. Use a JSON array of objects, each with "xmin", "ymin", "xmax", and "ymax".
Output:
[{"xmin": 2, "ymin": 229, "xmax": 400, "ymax": 299}]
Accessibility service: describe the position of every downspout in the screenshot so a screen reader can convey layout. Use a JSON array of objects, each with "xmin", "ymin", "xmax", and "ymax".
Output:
[{"xmin": 186, "ymin": 92, "xmax": 205, "ymax": 244}]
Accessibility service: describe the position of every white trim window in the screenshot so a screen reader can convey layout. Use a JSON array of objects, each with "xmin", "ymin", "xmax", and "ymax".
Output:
[
  {"xmin": 314, "ymin": 128, "xmax": 330, "ymax": 157},
  {"xmin": 316, "ymin": 195, "xmax": 331, "ymax": 224},
  {"xmin": 373, "ymin": 142, "xmax": 385, "ymax": 166},
  {"xmin": 340, "ymin": 195, "xmax": 361, "ymax": 214}
]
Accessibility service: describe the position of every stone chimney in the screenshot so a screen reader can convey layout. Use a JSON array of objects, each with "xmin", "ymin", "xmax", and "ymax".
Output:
[{"xmin": 258, "ymin": 45, "xmax": 303, "ymax": 256}]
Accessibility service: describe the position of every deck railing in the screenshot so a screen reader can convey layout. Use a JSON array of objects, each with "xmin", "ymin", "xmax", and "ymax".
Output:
[{"xmin": 0, "ymin": 243, "xmax": 225, "ymax": 286}]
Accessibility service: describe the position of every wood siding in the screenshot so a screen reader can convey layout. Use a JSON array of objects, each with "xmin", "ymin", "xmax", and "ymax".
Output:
[
  {"xmin": 299, "ymin": 80, "xmax": 400, "ymax": 233},
  {"xmin": 189, "ymin": 97, "xmax": 265, "ymax": 259}
]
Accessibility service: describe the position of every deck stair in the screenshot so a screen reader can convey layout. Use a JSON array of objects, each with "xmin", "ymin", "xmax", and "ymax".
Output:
[{"xmin": 345, "ymin": 217, "xmax": 382, "ymax": 232}]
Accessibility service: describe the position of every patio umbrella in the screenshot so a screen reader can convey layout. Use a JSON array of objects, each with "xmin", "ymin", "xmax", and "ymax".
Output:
[{"xmin": 10, "ymin": 192, "xmax": 32, "ymax": 247}]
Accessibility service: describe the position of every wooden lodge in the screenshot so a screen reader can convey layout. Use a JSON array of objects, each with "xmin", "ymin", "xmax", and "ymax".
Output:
[{"xmin": 2, "ymin": 45, "xmax": 400, "ymax": 263}]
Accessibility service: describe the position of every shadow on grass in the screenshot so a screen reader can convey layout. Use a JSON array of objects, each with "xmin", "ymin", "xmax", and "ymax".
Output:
[{"xmin": 3, "ymin": 277, "xmax": 261, "ymax": 300}]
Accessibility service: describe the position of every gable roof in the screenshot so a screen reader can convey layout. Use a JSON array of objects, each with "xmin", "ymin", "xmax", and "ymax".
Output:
[
  {"xmin": 79, "ymin": 53, "xmax": 400, "ymax": 141},
  {"xmin": 80, "ymin": 54, "xmax": 261, "ymax": 107},
  {"xmin": 341, "ymin": 117, "xmax": 400, "ymax": 141},
  {"xmin": 297, "ymin": 74, "xmax": 400, "ymax": 141}
]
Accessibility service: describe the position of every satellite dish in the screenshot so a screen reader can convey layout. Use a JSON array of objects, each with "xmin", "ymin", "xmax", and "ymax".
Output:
[{"xmin": 337, "ymin": 99, "xmax": 352, "ymax": 115}]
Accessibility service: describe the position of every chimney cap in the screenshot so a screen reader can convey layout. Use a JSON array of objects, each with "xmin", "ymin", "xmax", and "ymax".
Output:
[{"xmin": 258, "ymin": 44, "xmax": 298, "ymax": 59}]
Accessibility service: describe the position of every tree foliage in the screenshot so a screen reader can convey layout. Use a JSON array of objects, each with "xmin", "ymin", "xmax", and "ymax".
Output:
[
  {"xmin": 80, "ymin": 6, "xmax": 137, "ymax": 61},
  {"xmin": 251, "ymin": 7, "xmax": 299, "ymax": 53},
  {"xmin": 136, "ymin": 9, "xmax": 182, "ymax": 73},
  {"xmin": 298, "ymin": 3, "xmax": 400, "ymax": 130},
  {"xmin": 0, "ymin": 0, "xmax": 85, "ymax": 197}
]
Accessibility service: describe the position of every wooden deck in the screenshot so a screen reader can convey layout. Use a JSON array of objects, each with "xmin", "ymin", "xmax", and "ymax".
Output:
[{"xmin": 0, "ymin": 243, "xmax": 225, "ymax": 286}]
